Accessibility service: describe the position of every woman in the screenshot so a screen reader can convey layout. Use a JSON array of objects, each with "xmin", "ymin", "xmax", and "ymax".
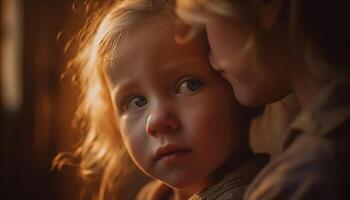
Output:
[{"xmin": 176, "ymin": 0, "xmax": 350, "ymax": 199}]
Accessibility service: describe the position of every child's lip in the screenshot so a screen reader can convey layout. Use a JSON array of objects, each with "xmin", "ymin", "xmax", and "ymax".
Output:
[{"xmin": 154, "ymin": 144, "xmax": 192, "ymax": 161}]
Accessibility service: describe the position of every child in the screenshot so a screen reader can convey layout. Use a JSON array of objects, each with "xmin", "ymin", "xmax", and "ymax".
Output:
[
  {"xmin": 176, "ymin": 0, "xmax": 350, "ymax": 199},
  {"xmin": 53, "ymin": 0, "xmax": 268, "ymax": 199}
]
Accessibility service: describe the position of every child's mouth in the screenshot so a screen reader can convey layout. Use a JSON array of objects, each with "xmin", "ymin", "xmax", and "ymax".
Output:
[{"xmin": 154, "ymin": 145, "xmax": 192, "ymax": 162}]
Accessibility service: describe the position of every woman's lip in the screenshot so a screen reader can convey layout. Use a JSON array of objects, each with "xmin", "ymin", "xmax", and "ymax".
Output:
[
  {"xmin": 216, "ymin": 69, "xmax": 227, "ymax": 79},
  {"xmin": 218, "ymin": 69, "xmax": 226, "ymax": 74},
  {"xmin": 208, "ymin": 53, "xmax": 223, "ymax": 72},
  {"xmin": 154, "ymin": 145, "xmax": 192, "ymax": 161},
  {"xmin": 212, "ymin": 64, "xmax": 222, "ymax": 71}
]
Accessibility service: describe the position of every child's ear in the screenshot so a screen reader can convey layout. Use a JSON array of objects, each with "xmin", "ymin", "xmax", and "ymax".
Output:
[{"xmin": 258, "ymin": 0, "xmax": 285, "ymax": 31}]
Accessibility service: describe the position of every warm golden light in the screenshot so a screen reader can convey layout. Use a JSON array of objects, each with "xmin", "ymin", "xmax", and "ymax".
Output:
[{"xmin": 1, "ymin": 0, "xmax": 23, "ymax": 112}]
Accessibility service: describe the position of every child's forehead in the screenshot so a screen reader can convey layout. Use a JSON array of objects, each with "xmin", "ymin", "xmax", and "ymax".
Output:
[
  {"xmin": 123, "ymin": 13, "xmax": 190, "ymax": 44},
  {"xmin": 105, "ymin": 14, "xmax": 208, "ymax": 85}
]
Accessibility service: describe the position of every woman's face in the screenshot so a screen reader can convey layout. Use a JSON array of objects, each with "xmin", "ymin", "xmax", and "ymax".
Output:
[
  {"xmin": 105, "ymin": 14, "xmax": 241, "ymax": 194},
  {"xmin": 205, "ymin": 13, "xmax": 292, "ymax": 106}
]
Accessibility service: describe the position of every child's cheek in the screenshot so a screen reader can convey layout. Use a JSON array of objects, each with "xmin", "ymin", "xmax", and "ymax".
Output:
[{"xmin": 119, "ymin": 114, "xmax": 154, "ymax": 169}]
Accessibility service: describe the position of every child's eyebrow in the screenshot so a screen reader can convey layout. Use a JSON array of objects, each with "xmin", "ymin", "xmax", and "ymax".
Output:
[
  {"xmin": 109, "ymin": 58, "xmax": 207, "ymax": 84},
  {"xmin": 110, "ymin": 79, "xmax": 139, "ymax": 104},
  {"xmin": 158, "ymin": 58, "xmax": 209, "ymax": 73},
  {"xmin": 109, "ymin": 58, "xmax": 210, "ymax": 100}
]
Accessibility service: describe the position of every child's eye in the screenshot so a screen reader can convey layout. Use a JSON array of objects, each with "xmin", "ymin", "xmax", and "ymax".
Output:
[
  {"xmin": 123, "ymin": 96, "xmax": 147, "ymax": 111},
  {"xmin": 177, "ymin": 78, "xmax": 203, "ymax": 95}
]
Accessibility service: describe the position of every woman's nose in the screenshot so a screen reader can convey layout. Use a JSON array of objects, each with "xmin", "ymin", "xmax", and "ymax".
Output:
[{"xmin": 145, "ymin": 112, "xmax": 179, "ymax": 136}]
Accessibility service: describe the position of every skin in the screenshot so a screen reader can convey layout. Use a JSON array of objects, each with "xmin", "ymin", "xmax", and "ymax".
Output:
[
  {"xmin": 105, "ymin": 13, "xmax": 242, "ymax": 200},
  {"xmin": 201, "ymin": 0, "xmax": 333, "ymax": 108},
  {"xmin": 208, "ymin": 3, "xmax": 332, "ymax": 108},
  {"xmin": 203, "ymin": 6, "xmax": 298, "ymax": 107}
]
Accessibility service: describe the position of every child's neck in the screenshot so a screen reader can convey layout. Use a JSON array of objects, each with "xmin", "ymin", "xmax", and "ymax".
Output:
[
  {"xmin": 170, "ymin": 180, "xmax": 210, "ymax": 200},
  {"xmin": 170, "ymin": 190, "xmax": 193, "ymax": 200}
]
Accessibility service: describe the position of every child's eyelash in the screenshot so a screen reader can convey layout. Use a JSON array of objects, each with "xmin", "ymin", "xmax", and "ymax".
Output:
[
  {"xmin": 114, "ymin": 94, "xmax": 135, "ymax": 113},
  {"xmin": 121, "ymin": 95, "xmax": 138, "ymax": 111},
  {"xmin": 117, "ymin": 76, "xmax": 205, "ymax": 112},
  {"xmin": 176, "ymin": 76, "xmax": 205, "ymax": 89}
]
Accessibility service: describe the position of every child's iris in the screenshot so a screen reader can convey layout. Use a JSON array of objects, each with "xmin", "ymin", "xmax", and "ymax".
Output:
[
  {"xmin": 134, "ymin": 96, "xmax": 147, "ymax": 107},
  {"xmin": 125, "ymin": 96, "xmax": 147, "ymax": 111},
  {"xmin": 186, "ymin": 79, "xmax": 202, "ymax": 91},
  {"xmin": 177, "ymin": 78, "xmax": 203, "ymax": 94}
]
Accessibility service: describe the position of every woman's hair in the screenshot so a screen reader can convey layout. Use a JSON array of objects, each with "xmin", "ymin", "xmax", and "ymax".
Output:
[
  {"xmin": 53, "ymin": 0, "xmax": 175, "ymax": 199},
  {"xmin": 176, "ymin": 0, "xmax": 350, "ymax": 80}
]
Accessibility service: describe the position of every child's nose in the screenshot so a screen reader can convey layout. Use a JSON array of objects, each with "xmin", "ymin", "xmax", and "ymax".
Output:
[{"xmin": 145, "ymin": 112, "xmax": 179, "ymax": 136}]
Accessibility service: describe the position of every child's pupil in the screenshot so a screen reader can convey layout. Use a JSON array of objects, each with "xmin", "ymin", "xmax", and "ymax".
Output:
[
  {"xmin": 187, "ymin": 80, "xmax": 201, "ymax": 91},
  {"xmin": 136, "ymin": 96, "xmax": 147, "ymax": 107}
]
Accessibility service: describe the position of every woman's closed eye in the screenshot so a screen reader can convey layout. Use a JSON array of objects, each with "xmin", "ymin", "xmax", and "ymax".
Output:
[
  {"xmin": 176, "ymin": 77, "xmax": 204, "ymax": 95},
  {"xmin": 123, "ymin": 95, "xmax": 148, "ymax": 112}
]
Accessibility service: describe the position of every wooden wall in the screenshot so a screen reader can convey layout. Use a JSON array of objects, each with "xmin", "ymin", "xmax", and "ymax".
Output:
[{"xmin": 1, "ymin": 1, "xmax": 83, "ymax": 199}]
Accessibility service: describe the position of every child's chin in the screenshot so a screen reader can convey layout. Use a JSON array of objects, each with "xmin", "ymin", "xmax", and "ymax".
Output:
[
  {"xmin": 162, "ymin": 176, "xmax": 190, "ymax": 188},
  {"xmin": 162, "ymin": 176, "xmax": 206, "ymax": 193}
]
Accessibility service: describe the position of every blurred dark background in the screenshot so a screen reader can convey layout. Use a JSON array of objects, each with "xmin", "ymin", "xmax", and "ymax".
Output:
[
  {"xmin": 1, "ymin": 1, "xmax": 150, "ymax": 199},
  {"xmin": 1, "ymin": 0, "xmax": 86, "ymax": 199}
]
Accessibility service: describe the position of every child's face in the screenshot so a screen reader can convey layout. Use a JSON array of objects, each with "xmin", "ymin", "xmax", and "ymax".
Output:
[
  {"xmin": 205, "ymin": 13, "xmax": 292, "ymax": 106},
  {"xmin": 106, "ymin": 14, "xmax": 239, "ymax": 192}
]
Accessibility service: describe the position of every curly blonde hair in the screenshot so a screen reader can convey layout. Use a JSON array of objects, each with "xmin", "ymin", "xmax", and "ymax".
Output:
[{"xmin": 53, "ymin": 0, "xmax": 175, "ymax": 199}]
